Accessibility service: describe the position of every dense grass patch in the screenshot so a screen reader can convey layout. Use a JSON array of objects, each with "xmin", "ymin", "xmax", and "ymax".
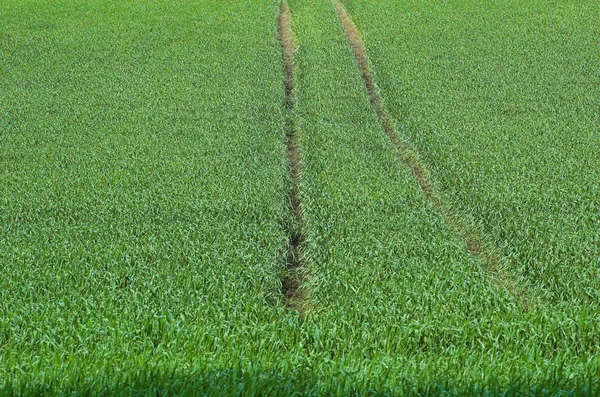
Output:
[
  {"xmin": 1, "ymin": 0, "xmax": 599, "ymax": 394},
  {"xmin": 284, "ymin": 0, "xmax": 600, "ymax": 393},
  {"xmin": 341, "ymin": 0, "xmax": 600, "ymax": 305},
  {"xmin": 0, "ymin": 0, "xmax": 306, "ymax": 392}
]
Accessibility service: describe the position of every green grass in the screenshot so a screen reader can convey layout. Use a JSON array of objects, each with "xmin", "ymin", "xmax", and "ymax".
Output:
[
  {"xmin": 341, "ymin": 0, "xmax": 600, "ymax": 305},
  {"xmin": 0, "ymin": 0, "xmax": 305, "ymax": 392},
  {"xmin": 286, "ymin": 0, "xmax": 600, "ymax": 393},
  {"xmin": 1, "ymin": 0, "xmax": 599, "ymax": 395}
]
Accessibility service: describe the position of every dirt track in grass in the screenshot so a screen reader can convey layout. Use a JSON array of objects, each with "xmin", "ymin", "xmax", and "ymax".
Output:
[
  {"xmin": 279, "ymin": 0, "xmax": 306, "ymax": 311},
  {"xmin": 333, "ymin": 0, "xmax": 531, "ymax": 310}
]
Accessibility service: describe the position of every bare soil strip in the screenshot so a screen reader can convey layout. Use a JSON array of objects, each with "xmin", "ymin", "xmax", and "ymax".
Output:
[
  {"xmin": 279, "ymin": 0, "xmax": 306, "ymax": 311},
  {"xmin": 333, "ymin": 1, "xmax": 531, "ymax": 310}
]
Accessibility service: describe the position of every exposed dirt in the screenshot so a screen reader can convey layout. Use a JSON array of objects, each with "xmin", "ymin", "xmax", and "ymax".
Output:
[
  {"xmin": 333, "ymin": 0, "xmax": 531, "ymax": 310},
  {"xmin": 279, "ymin": 0, "xmax": 306, "ymax": 311}
]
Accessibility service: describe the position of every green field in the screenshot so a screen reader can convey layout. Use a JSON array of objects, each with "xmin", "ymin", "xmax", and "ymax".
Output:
[{"xmin": 1, "ymin": 0, "xmax": 599, "ymax": 395}]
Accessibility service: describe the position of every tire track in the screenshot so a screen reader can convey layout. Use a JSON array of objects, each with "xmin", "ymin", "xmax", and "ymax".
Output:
[
  {"xmin": 332, "ymin": 0, "xmax": 532, "ymax": 310},
  {"xmin": 279, "ymin": 0, "xmax": 306, "ymax": 311}
]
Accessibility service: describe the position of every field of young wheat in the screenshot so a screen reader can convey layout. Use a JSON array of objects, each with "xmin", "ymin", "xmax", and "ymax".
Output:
[{"xmin": 1, "ymin": 0, "xmax": 598, "ymax": 395}]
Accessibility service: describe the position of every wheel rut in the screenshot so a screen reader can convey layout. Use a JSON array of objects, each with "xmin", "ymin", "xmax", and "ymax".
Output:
[
  {"xmin": 279, "ymin": 0, "xmax": 306, "ymax": 312},
  {"xmin": 332, "ymin": 0, "xmax": 532, "ymax": 310}
]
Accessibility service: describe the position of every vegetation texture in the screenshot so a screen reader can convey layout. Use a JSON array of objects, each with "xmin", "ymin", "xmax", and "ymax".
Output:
[
  {"xmin": 1, "ymin": 0, "xmax": 598, "ymax": 395},
  {"xmin": 342, "ymin": 0, "xmax": 600, "ymax": 305}
]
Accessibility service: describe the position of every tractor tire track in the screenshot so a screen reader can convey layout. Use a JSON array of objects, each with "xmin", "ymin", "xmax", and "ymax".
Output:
[
  {"xmin": 279, "ymin": 0, "xmax": 306, "ymax": 311},
  {"xmin": 332, "ymin": 0, "xmax": 532, "ymax": 310}
]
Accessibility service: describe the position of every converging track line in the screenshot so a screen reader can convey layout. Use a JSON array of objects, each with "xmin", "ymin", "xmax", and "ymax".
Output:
[{"xmin": 332, "ymin": 0, "xmax": 532, "ymax": 310}]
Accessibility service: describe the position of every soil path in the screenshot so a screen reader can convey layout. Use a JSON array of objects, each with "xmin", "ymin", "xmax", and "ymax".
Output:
[
  {"xmin": 333, "ymin": 0, "xmax": 532, "ymax": 310},
  {"xmin": 279, "ymin": 0, "xmax": 306, "ymax": 311}
]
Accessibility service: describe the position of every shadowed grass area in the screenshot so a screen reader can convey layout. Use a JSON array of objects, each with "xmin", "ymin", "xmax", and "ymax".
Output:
[{"xmin": 2, "ymin": 368, "xmax": 598, "ymax": 396}]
